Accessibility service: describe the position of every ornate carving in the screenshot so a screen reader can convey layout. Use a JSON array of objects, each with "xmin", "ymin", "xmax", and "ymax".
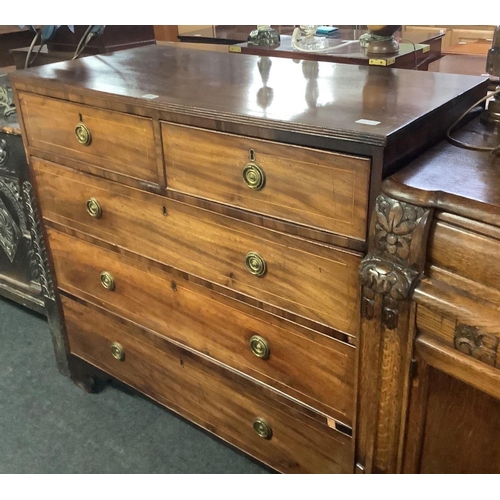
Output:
[
  {"xmin": 22, "ymin": 181, "xmax": 55, "ymax": 300},
  {"xmin": 454, "ymin": 323, "xmax": 498, "ymax": 367},
  {"xmin": 360, "ymin": 259, "xmax": 416, "ymax": 299},
  {"xmin": 0, "ymin": 138, "xmax": 9, "ymax": 168},
  {"xmin": 359, "ymin": 195, "xmax": 429, "ymax": 330},
  {"xmin": 374, "ymin": 195, "xmax": 426, "ymax": 264},
  {"xmin": 1, "ymin": 178, "xmax": 20, "ymax": 200},
  {"xmin": 0, "ymin": 85, "xmax": 16, "ymax": 118},
  {"xmin": 358, "ymin": 193, "xmax": 433, "ymax": 473},
  {"xmin": 0, "ymin": 178, "xmax": 28, "ymax": 234},
  {"xmin": 360, "ymin": 258, "xmax": 419, "ymax": 329},
  {"xmin": 0, "ymin": 197, "xmax": 21, "ymax": 262}
]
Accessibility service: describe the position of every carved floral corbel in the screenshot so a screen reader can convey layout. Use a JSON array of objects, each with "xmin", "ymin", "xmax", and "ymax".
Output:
[
  {"xmin": 357, "ymin": 192, "xmax": 433, "ymax": 474},
  {"xmin": 359, "ymin": 194, "xmax": 429, "ymax": 330}
]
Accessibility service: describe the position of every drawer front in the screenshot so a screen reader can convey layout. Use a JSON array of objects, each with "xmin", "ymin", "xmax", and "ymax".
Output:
[
  {"xmin": 34, "ymin": 159, "xmax": 361, "ymax": 335},
  {"xmin": 417, "ymin": 304, "xmax": 500, "ymax": 369},
  {"xmin": 18, "ymin": 92, "xmax": 158, "ymax": 183},
  {"xmin": 48, "ymin": 228, "xmax": 355, "ymax": 424},
  {"xmin": 162, "ymin": 123, "xmax": 370, "ymax": 240},
  {"xmin": 429, "ymin": 220, "xmax": 500, "ymax": 293},
  {"xmin": 63, "ymin": 297, "xmax": 354, "ymax": 474}
]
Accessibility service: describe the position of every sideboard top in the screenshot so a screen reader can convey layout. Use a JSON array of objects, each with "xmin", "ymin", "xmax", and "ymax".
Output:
[
  {"xmin": 383, "ymin": 117, "xmax": 500, "ymax": 227},
  {"xmin": 10, "ymin": 45, "xmax": 488, "ymax": 148}
]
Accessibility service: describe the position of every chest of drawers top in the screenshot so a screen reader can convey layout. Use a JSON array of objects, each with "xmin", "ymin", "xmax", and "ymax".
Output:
[{"xmin": 10, "ymin": 44, "xmax": 488, "ymax": 171}]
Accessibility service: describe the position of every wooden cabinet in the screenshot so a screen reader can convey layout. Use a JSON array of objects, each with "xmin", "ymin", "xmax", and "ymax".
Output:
[
  {"xmin": 9, "ymin": 44, "xmax": 488, "ymax": 473},
  {"xmin": 0, "ymin": 75, "xmax": 47, "ymax": 313},
  {"xmin": 359, "ymin": 117, "xmax": 500, "ymax": 473},
  {"xmin": 404, "ymin": 25, "xmax": 496, "ymax": 53}
]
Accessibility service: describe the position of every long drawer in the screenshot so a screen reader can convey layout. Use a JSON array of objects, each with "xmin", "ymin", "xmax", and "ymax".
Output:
[
  {"xmin": 18, "ymin": 92, "xmax": 158, "ymax": 184},
  {"xmin": 62, "ymin": 296, "xmax": 354, "ymax": 474},
  {"xmin": 34, "ymin": 158, "xmax": 361, "ymax": 335},
  {"xmin": 48, "ymin": 228, "xmax": 355, "ymax": 424},
  {"xmin": 162, "ymin": 122, "xmax": 370, "ymax": 241}
]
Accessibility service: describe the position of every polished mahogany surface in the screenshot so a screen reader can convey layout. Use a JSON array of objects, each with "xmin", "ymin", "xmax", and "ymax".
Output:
[
  {"xmin": 386, "ymin": 117, "xmax": 500, "ymax": 225},
  {"xmin": 10, "ymin": 45, "xmax": 488, "ymax": 147},
  {"xmin": 429, "ymin": 54, "xmax": 489, "ymax": 77},
  {"xmin": 234, "ymin": 35, "xmax": 431, "ymax": 69},
  {"xmin": 179, "ymin": 26, "xmax": 443, "ymax": 46},
  {"xmin": 178, "ymin": 25, "xmax": 296, "ymax": 44}
]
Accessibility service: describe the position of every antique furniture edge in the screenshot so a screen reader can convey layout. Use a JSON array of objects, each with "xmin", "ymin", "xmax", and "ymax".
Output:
[
  {"xmin": 358, "ymin": 128, "xmax": 500, "ymax": 472},
  {"xmin": 8, "ymin": 45, "xmax": 490, "ymax": 153},
  {"xmin": 357, "ymin": 192, "xmax": 433, "ymax": 473},
  {"xmin": 8, "ymin": 71, "xmax": 387, "ymax": 148}
]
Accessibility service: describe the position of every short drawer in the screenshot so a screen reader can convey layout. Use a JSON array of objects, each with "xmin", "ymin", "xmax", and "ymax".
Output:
[
  {"xmin": 162, "ymin": 123, "xmax": 370, "ymax": 241},
  {"xmin": 417, "ymin": 303, "xmax": 500, "ymax": 369},
  {"xmin": 415, "ymin": 279, "xmax": 500, "ymax": 370},
  {"xmin": 49, "ymin": 228, "xmax": 355, "ymax": 424},
  {"xmin": 18, "ymin": 92, "xmax": 158, "ymax": 184},
  {"xmin": 34, "ymin": 158, "xmax": 361, "ymax": 335},
  {"xmin": 429, "ymin": 220, "xmax": 500, "ymax": 293},
  {"xmin": 63, "ymin": 297, "xmax": 354, "ymax": 474}
]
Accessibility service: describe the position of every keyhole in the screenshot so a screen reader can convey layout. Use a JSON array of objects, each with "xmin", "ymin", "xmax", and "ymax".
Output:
[{"xmin": 249, "ymin": 149, "xmax": 256, "ymax": 161}]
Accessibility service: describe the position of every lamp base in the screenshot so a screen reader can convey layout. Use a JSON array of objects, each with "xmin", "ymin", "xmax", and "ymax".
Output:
[{"xmin": 365, "ymin": 37, "xmax": 399, "ymax": 55}]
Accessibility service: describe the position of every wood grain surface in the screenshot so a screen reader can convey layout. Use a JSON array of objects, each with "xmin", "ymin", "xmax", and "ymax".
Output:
[
  {"xmin": 48, "ymin": 228, "xmax": 355, "ymax": 424},
  {"xmin": 384, "ymin": 117, "xmax": 500, "ymax": 228},
  {"xmin": 18, "ymin": 92, "xmax": 158, "ymax": 184},
  {"xmin": 415, "ymin": 367, "xmax": 500, "ymax": 473},
  {"xmin": 33, "ymin": 158, "xmax": 361, "ymax": 335},
  {"xmin": 8, "ymin": 45, "xmax": 488, "ymax": 149},
  {"xmin": 428, "ymin": 220, "xmax": 500, "ymax": 292},
  {"xmin": 163, "ymin": 122, "xmax": 371, "ymax": 240},
  {"xmin": 63, "ymin": 296, "xmax": 354, "ymax": 474}
]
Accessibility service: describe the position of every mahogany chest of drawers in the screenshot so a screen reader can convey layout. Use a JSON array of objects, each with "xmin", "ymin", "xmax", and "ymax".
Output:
[{"xmin": 9, "ymin": 45, "xmax": 488, "ymax": 473}]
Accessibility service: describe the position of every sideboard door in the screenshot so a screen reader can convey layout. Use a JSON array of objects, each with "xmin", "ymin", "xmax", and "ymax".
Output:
[{"xmin": 403, "ymin": 342, "xmax": 500, "ymax": 473}]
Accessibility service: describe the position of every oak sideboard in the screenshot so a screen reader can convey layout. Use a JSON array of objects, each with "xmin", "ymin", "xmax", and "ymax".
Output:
[
  {"xmin": 9, "ymin": 45, "xmax": 490, "ymax": 473},
  {"xmin": 362, "ymin": 116, "xmax": 500, "ymax": 473}
]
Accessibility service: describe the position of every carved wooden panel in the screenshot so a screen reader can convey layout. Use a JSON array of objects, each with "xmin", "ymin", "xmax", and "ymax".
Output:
[
  {"xmin": 419, "ymin": 367, "xmax": 500, "ymax": 473},
  {"xmin": 454, "ymin": 323, "xmax": 498, "ymax": 367},
  {"xmin": 357, "ymin": 193, "xmax": 433, "ymax": 474},
  {"xmin": 0, "ymin": 129, "xmax": 46, "ymax": 311}
]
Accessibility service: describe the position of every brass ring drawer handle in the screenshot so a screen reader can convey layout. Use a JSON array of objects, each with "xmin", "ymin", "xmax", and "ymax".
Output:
[
  {"xmin": 242, "ymin": 162, "xmax": 266, "ymax": 190},
  {"xmin": 86, "ymin": 198, "xmax": 102, "ymax": 218},
  {"xmin": 110, "ymin": 342, "xmax": 125, "ymax": 361},
  {"xmin": 253, "ymin": 417, "xmax": 272, "ymax": 440},
  {"xmin": 245, "ymin": 251, "xmax": 267, "ymax": 277},
  {"xmin": 100, "ymin": 271, "xmax": 115, "ymax": 291},
  {"xmin": 75, "ymin": 122, "xmax": 92, "ymax": 146},
  {"xmin": 249, "ymin": 335, "xmax": 270, "ymax": 360}
]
